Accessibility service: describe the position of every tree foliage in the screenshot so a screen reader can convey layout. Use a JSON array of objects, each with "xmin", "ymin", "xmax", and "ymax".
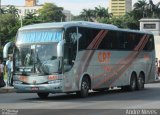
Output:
[
  {"xmin": 38, "ymin": 3, "xmax": 66, "ymax": 22},
  {"xmin": 23, "ymin": 12, "xmax": 42, "ymax": 25},
  {"xmin": 0, "ymin": 6, "xmax": 20, "ymax": 45},
  {"xmin": 79, "ymin": 6, "xmax": 112, "ymax": 22},
  {"xmin": 0, "ymin": 14, "xmax": 20, "ymax": 44}
]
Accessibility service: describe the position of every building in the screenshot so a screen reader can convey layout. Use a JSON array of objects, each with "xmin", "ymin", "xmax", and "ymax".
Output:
[
  {"xmin": 2, "ymin": 0, "xmax": 72, "ymax": 21},
  {"xmin": 25, "ymin": 0, "xmax": 37, "ymax": 7},
  {"xmin": 108, "ymin": 0, "xmax": 132, "ymax": 17}
]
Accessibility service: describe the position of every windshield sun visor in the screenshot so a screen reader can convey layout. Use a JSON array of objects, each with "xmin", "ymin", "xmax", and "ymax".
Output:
[{"xmin": 17, "ymin": 30, "xmax": 63, "ymax": 44}]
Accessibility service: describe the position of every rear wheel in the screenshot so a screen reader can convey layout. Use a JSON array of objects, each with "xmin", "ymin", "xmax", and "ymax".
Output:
[
  {"xmin": 37, "ymin": 93, "xmax": 49, "ymax": 99},
  {"xmin": 129, "ymin": 73, "xmax": 137, "ymax": 91},
  {"xmin": 76, "ymin": 77, "xmax": 89, "ymax": 98},
  {"xmin": 137, "ymin": 73, "xmax": 145, "ymax": 90}
]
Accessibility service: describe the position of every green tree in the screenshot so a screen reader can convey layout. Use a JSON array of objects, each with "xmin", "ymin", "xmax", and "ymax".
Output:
[
  {"xmin": 133, "ymin": 0, "xmax": 147, "ymax": 18},
  {"xmin": 94, "ymin": 6, "xmax": 111, "ymax": 19},
  {"xmin": 79, "ymin": 7, "xmax": 112, "ymax": 22},
  {"xmin": 134, "ymin": 0, "xmax": 147, "ymax": 9},
  {"xmin": 6, "ymin": 5, "xmax": 19, "ymax": 17},
  {"xmin": 0, "ymin": 7, "xmax": 6, "ymax": 14},
  {"xmin": 23, "ymin": 12, "xmax": 42, "ymax": 25},
  {"xmin": 0, "ymin": 14, "xmax": 20, "ymax": 45},
  {"xmin": 38, "ymin": 3, "xmax": 65, "ymax": 22},
  {"xmin": 80, "ymin": 9, "xmax": 94, "ymax": 21}
]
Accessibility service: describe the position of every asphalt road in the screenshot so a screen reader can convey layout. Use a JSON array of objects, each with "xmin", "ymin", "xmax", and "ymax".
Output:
[{"xmin": 0, "ymin": 83, "xmax": 160, "ymax": 115}]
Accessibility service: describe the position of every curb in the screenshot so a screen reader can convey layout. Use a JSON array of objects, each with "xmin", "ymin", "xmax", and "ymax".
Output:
[
  {"xmin": 151, "ymin": 80, "xmax": 160, "ymax": 83},
  {"xmin": 0, "ymin": 87, "xmax": 16, "ymax": 93}
]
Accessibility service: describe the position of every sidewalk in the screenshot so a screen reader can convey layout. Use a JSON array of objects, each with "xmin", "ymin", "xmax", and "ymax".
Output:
[
  {"xmin": 151, "ymin": 76, "xmax": 160, "ymax": 83},
  {"xmin": 0, "ymin": 86, "xmax": 15, "ymax": 93},
  {"xmin": 0, "ymin": 80, "xmax": 16, "ymax": 93}
]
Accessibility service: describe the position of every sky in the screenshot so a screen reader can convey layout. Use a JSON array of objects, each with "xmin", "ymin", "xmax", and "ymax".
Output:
[{"xmin": 1, "ymin": 0, "xmax": 160, "ymax": 15}]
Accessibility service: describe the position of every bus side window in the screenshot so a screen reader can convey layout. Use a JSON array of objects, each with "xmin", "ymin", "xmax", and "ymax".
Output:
[
  {"xmin": 143, "ymin": 35, "xmax": 154, "ymax": 51},
  {"xmin": 98, "ymin": 30, "xmax": 118, "ymax": 50},
  {"xmin": 64, "ymin": 27, "xmax": 77, "ymax": 65},
  {"xmin": 78, "ymin": 27, "xmax": 100, "ymax": 50},
  {"xmin": 118, "ymin": 31, "xmax": 127, "ymax": 50}
]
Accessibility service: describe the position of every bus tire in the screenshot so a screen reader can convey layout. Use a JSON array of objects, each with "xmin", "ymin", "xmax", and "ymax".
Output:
[
  {"xmin": 137, "ymin": 73, "xmax": 145, "ymax": 90},
  {"xmin": 76, "ymin": 77, "xmax": 89, "ymax": 98},
  {"xmin": 37, "ymin": 93, "xmax": 49, "ymax": 99},
  {"xmin": 121, "ymin": 86, "xmax": 129, "ymax": 91},
  {"xmin": 129, "ymin": 73, "xmax": 137, "ymax": 91}
]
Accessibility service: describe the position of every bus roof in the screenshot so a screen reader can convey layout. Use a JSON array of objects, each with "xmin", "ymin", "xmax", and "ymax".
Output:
[
  {"xmin": 19, "ymin": 21, "xmax": 152, "ymax": 35},
  {"xmin": 19, "ymin": 21, "xmax": 118, "ymax": 30}
]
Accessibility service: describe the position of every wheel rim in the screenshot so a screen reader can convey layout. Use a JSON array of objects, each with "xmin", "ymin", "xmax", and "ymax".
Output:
[
  {"xmin": 138, "ymin": 77, "xmax": 144, "ymax": 89},
  {"xmin": 131, "ymin": 76, "xmax": 136, "ymax": 90},
  {"xmin": 82, "ymin": 80, "xmax": 89, "ymax": 95}
]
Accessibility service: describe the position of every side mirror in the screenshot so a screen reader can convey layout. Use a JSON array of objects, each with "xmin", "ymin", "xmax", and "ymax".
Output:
[
  {"xmin": 3, "ymin": 42, "xmax": 14, "ymax": 59},
  {"xmin": 71, "ymin": 33, "xmax": 82, "ymax": 43},
  {"xmin": 57, "ymin": 39, "xmax": 66, "ymax": 57}
]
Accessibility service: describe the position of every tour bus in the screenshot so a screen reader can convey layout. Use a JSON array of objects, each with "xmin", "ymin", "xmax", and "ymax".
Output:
[{"xmin": 3, "ymin": 21, "xmax": 155, "ymax": 98}]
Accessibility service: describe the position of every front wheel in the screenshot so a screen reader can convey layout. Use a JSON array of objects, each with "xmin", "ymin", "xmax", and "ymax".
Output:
[
  {"xmin": 37, "ymin": 93, "xmax": 49, "ymax": 99},
  {"xmin": 76, "ymin": 77, "xmax": 89, "ymax": 98}
]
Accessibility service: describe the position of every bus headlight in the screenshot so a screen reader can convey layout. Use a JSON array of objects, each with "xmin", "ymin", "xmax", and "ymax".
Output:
[
  {"xmin": 48, "ymin": 80, "xmax": 61, "ymax": 84},
  {"xmin": 14, "ymin": 81, "xmax": 23, "ymax": 84}
]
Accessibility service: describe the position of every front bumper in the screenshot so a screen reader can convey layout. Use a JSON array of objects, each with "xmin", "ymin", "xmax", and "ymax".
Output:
[{"xmin": 14, "ymin": 82, "xmax": 63, "ymax": 93}]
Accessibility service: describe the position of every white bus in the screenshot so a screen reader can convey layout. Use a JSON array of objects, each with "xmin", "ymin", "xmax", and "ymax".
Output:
[{"xmin": 3, "ymin": 21, "xmax": 155, "ymax": 98}]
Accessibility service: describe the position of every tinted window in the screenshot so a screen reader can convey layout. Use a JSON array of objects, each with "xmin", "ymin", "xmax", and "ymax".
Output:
[
  {"xmin": 118, "ymin": 32, "xmax": 143, "ymax": 50},
  {"xmin": 64, "ymin": 27, "xmax": 77, "ymax": 65},
  {"xmin": 98, "ymin": 30, "xmax": 118, "ymax": 50},
  {"xmin": 143, "ymin": 35, "xmax": 154, "ymax": 51},
  {"xmin": 78, "ymin": 27, "xmax": 100, "ymax": 50}
]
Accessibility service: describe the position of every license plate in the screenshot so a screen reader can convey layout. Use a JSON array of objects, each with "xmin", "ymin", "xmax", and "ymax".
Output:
[{"xmin": 31, "ymin": 87, "xmax": 39, "ymax": 90}]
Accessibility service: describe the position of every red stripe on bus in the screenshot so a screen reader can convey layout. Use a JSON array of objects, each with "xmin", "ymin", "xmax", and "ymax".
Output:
[
  {"xmin": 93, "ymin": 31, "xmax": 108, "ymax": 49},
  {"xmin": 87, "ymin": 30, "xmax": 104, "ymax": 49},
  {"xmin": 134, "ymin": 35, "xmax": 147, "ymax": 51}
]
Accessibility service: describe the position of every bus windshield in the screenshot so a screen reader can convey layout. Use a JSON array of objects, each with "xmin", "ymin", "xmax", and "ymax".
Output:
[
  {"xmin": 15, "ymin": 43, "xmax": 61, "ymax": 75},
  {"xmin": 15, "ymin": 29, "xmax": 63, "ymax": 75}
]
